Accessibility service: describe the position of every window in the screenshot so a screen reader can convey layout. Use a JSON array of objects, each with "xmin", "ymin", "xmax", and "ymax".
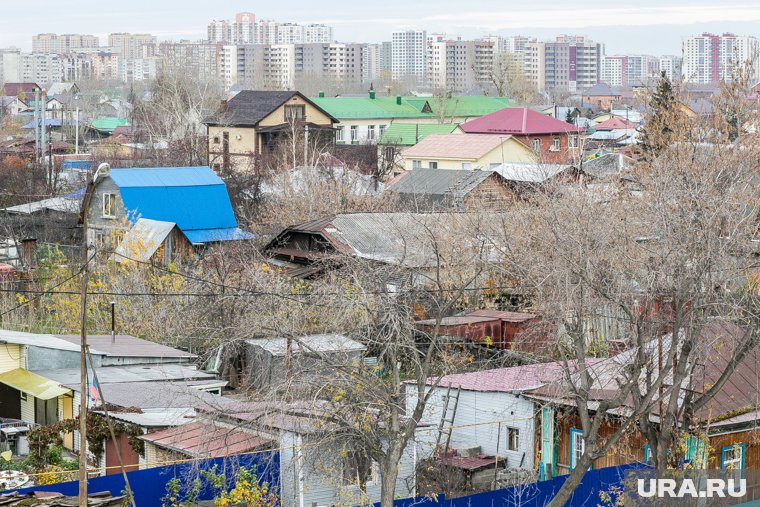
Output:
[
  {"xmin": 550, "ymin": 138, "xmax": 561, "ymax": 151},
  {"xmin": 336, "ymin": 126, "xmax": 344, "ymax": 142},
  {"xmin": 102, "ymin": 193, "xmax": 116, "ymax": 218},
  {"xmin": 532, "ymin": 139, "xmax": 541, "ymax": 152},
  {"xmin": 350, "ymin": 125, "xmax": 358, "ymax": 142},
  {"xmin": 19, "ymin": 392, "xmax": 27, "ymax": 402},
  {"xmin": 570, "ymin": 428, "xmax": 588, "ymax": 471},
  {"xmin": 213, "ymin": 136, "xmax": 220, "ymax": 144},
  {"xmin": 367, "ymin": 125, "xmax": 376, "ymax": 140},
  {"xmin": 462, "ymin": 162, "xmax": 472, "ymax": 170},
  {"xmin": 379, "ymin": 124, "xmax": 386, "ymax": 136},
  {"xmin": 412, "ymin": 160, "xmax": 422, "ymax": 170},
  {"xmin": 568, "ymin": 135, "xmax": 578, "ymax": 148},
  {"xmin": 428, "ymin": 161, "xmax": 438, "ymax": 169},
  {"xmin": 284, "ymin": 104, "xmax": 305, "ymax": 121},
  {"xmin": 721, "ymin": 444, "xmax": 745, "ymax": 473},
  {"xmin": 507, "ymin": 427, "xmax": 520, "ymax": 451}
]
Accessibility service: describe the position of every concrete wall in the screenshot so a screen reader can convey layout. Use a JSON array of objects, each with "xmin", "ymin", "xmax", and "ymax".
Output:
[
  {"xmin": 406, "ymin": 384, "xmax": 536, "ymax": 470},
  {"xmin": 27, "ymin": 347, "xmax": 96, "ymax": 370}
]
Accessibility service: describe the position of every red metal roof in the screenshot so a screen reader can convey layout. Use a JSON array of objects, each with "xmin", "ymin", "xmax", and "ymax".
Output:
[
  {"xmin": 468, "ymin": 309, "xmax": 538, "ymax": 322},
  {"xmin": 461, "ymin": 108, "xmax": 583, "ymax": 135},
  {"xmin": 140, "ymin": 421, "xmax": 274, "ymax": 458},
  {"xmin": 593, "ymin": 117, "xmax": 638, "ymax": 131}
]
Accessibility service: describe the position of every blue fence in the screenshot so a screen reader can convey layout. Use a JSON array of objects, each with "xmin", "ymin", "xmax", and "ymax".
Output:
[
  {"xmin": 383, "ymin": 463, "xmax": 645, "ymax": 507},
  {"xmin": 9, "ymin": 451, "xmax": 279, "ymax": 507}
]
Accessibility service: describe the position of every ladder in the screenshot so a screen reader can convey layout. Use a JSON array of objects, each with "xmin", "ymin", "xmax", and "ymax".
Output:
[{"xmin": 435, "ymin": 383, "xmax": 461, "ymax": 455}]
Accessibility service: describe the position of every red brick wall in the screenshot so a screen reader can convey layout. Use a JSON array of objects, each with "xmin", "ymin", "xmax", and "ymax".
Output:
[{"xmin": 514, "ymin": 133, "xmax": 579, "ymax": 164}]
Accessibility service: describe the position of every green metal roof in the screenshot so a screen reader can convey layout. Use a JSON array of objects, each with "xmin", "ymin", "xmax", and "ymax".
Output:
[
  {"xmin": 310, "ymin": 96, "xmax": 512, "ymax": 120},
  {"xmin": 378, "ymin": 123, "xmax": 460, "ymax": 145},
  {"xmin": 90, "ymin": 117, "xmax": 128, "ymax": 134}
]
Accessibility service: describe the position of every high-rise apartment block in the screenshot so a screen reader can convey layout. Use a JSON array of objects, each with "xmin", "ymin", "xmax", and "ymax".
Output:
[
  {"xmin": 525, "ymin": 35, "xmax": 602, "ymax": 92},
  {"xmin": 682, "ymin": 33, "xmax": 760, "ymax": 84},
  {"xmin": 32, "ymin": 33, "xmax": 99, "ymax": 53},
  {"xmin": 600, "ymin": 54, "xmax": 660, "ymax": 87},
  {"xmin": 659, "ymin": 55, "xmax": 683, "ymax": 82},
  {"xmin": 426, "ymin": 37, "xmax": 495, "ymax": 92},
  {"xmin": 392, "ymin": 30, "xmax": 427, "ymax": 84},
  {"xmin": 207, "ymin": 13, "xmax": 332, "ymax": 45},
  {"xmin": 108, "ymin": 33, "xmax": 158, "ymax": 59}
]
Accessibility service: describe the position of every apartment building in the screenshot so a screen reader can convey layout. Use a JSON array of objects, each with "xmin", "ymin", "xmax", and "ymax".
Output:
[
  {"xmin": 426, "ymin": 38, "xmax": 495, "ymax": 92},
  {"xmin": 32, "ymin": 33, "xmax": 99, "ymax": 54},
  {"xmin": 207, "ymin": 13, "xmax": 332, "ymax": 45},
  {"xmin": 108, "ymin": 33, "xmax": 157, "ymax": 59},
  {"xmin": 1, "ymin": 50, "xmax": 63, "ymax": 87},
  {"xmin": 601, "ymin": 55, "xmax": 660, "ymax": 87},
  {"xmin": 159, "ymin": 41, "xmax": 220, "ymax": 79},
  {"xmin": 295, "ymin": 43, "xmax": 365, "ymax": 86},
  {"xmin": 481, "ymin": 35, "xmax": 534, "ymax": 54},
  {"xmin": 659, "ymin": 55, "xmax": 683, "ymax": 82},
  {"xmin": 525, "ymin": 35, "xmax": 602, "ymax": 92},
  {"xmin": 682, "ymin": 33, "xmax": 760, "ymax": 84},
  {"xmin": 392, "ymin": 30, "xmax": 427, "ymax": 84}
]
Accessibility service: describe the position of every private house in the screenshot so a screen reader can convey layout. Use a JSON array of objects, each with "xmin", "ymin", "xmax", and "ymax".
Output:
[
  {"xmin": 386, "ymin": 169, "xmax": 515, "ymax": 211},
  {"xmin": 581, "ymin": 153, "xmax": 635, "ymax": 180},
  {"xmin": 203, "ymin": 90, "xmax": 338, "ymax": 172},
  {"xmin": 0, "ymin": 96, "xmax": 27, "ymax": 116},
  {"xmin": 592, "ymin": 117, "xmax": 638, "ymax": 131},
  {"xmin": 46, "ymin": 82, "xmax": 80, "ymax": 98},
  {"xmin": 312, "ymin": 91, "xmax": 512, "ymax": 145},
  {"xmin": 0, "ymin": 83, "xmax": 39, "ymax": 99},
  {"xmin": 401, "ymin": 133, "xmax": 536, "ymax": 172},
  {"xmin": 378, "ymin": 123, "xmax": 462, "ymax": 176},
  {"xmin": 491, "ymin": 163, "xmax": 585, "ymax": 190},
  {"xmin": 460, "ymin": 108, "xmax": 583, "ymax": 164},
  {"xmin": 176, "ymin": 401, "xmax": 417, "ymax": 507},
  {"xmin": 581, "ymin": 82, "xmax": 622, "ymax": 111},
  {"xmin": 1, "ymin": 188, "xmax": 84, "ymax": 251},
  {"xmin": 245, "ymin": 334, "xmax": 367, "ymax": 393},
  {"xmin": 264, "ymin": 212, "xmax": 503, "ymax": 281},
  {"xmin": 24, "ymin": 97, "xmax": 65, "ymax": 119},
  {"xmin": 84, "ymin": 166, "xmax": 254, "ymax": 261}
]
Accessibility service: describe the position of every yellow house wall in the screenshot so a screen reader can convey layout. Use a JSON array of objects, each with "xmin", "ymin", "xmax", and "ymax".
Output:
[
  {"xmin": 0, "ymin": 344, "xmax": 23, "ymax": 373},
  {"xmin": 257, "ymin": 95, "xmax": 333, "ymax": 127},
  {"xmin": 402, "ymin": 138, "xmax": 536, "ymax": 171}
]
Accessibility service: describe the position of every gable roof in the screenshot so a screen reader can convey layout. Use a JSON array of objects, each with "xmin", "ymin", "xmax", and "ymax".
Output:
[
  {"xmin": 0, "ymin": 83, "xmax": 39, "ymax": 97},
  {"xmin": 139, "ymin": 420, "xmax": 274, "ymax": 458},
  {"xmin": 378, "ymin": 123, "xmax": 460, "ymax": 145},
  {"xmin": 204, "ymin": 90, "xmax": 337, "ymax": 126},
  {"xmin": 492, "ymin": 163, "xmax": 577, "ymax": 183},
  {"xmin": 461, "ymin": 108, "xmax": 582, "ymax": 135},
  {"xmin": 402, "ymin": 133, "xmax": 513, "ymax": 160},
  {"xmin": 90, "ymin": 117, "xmax": 128, "ymax": 134},
  {"xmin": 593, "ymin": 117, "xmax": 638, "ymax": 131},
  {"xmin": 311, "ymin": 95, "xmax": 513, "ymax": 120},
  {"xmin": 106, "ymin": 166, "xmax": 254, "ymax": 243},
  {"xmin": 582, "ymin": 82, "xmax": 621, "ymax": 97},
  {"xmin": 388, "ymin": 168, "xmax": 500, "ymax": 204}
]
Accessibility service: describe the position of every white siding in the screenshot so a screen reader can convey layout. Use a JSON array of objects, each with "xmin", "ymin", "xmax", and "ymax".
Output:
[
  {"xmin": 406, "ymin": 384, "xmax": 536, "ymax": 469},
  {"xmin": 20, "ymin": 395, "xmax": 34, "ymax": 422}
]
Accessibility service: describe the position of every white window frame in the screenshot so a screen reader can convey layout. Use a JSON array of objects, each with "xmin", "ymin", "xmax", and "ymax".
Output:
[
  {"xmin": 350, "ymin": 125, "xmax": 358, "ymax": 142},
  {"xmin": 550, "ymin": 137, "xmax": 561, "ymax": 152},
  {"xmin": 336, "ymin": 126, "xmax": 344, "ymax": 142},
  {"xmin": 570, "ymin": 428, "xmax": 586, "ymax": 471},
  {"xmin": 461, "ymin": 162, "xmax": 472, "ymax": 170},
  {"xmin": 367, "ymin": 125, "xmax": 376, "ymax": 140},
  {"xmin": 412, "ymin": 160, "xmax": 422, "ymax": 170},
  {"xmin": 507, "ymin": 427, "xmax": 520, "ymax": 452},
  {"xmin": 428, "ymin": 161, "xmax": 438, "ymax": 169},
  {"xmin": 102, "ymin": 193, "xmax": 116, "ymax": 219},
  {"xmin": 568, "ymin": 135, "xmax": 579, "ymax": 148},
  {"xmin": 379, "ymin": 124, "xmax": 386, "ymax": 136},
  {"xmin": 532, "ymin": 139, "xmax": 541, "ymax": 152}
]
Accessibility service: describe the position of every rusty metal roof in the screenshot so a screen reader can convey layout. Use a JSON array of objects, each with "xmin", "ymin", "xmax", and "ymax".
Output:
[
  {"xmin": 139, "ymin": 420, "xmax": 274, "ymax": 458},
  {"xmin": 441, "ymin": 454, "xmax": 498, "ymax": 471}
]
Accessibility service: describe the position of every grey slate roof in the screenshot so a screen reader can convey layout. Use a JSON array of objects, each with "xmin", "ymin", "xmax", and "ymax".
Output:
[
  {"xmin": 388, "ymin": 169, "xmax": 498, "ymax": 210},
  {"xmin": 33, "ymin": 364, "xmax": 215, "ymax": 387},
  {"xmin": 582, "ymin": 153, "xmax": 635, "ymax": 179},
  {"xmin": 583, "ymin": 82, "xmax": 620, "ymax": 97},
  {"xmin": 54, "ymin": 334, "xmax": 195, "ymax": 359}
]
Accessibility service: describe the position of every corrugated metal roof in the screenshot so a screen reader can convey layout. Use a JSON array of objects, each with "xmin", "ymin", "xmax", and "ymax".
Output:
[
  {"xmin": 0, "ymin": 368, "xmax": 70, "ymax": 400},
  {"xmin": 593, "ymin": 117, "xmax": 638, "ymax": 131},
  {"xmin": 468, "ymin": 309, "xmax": 538, "ymax": 322},
  {"xmin": 0, "ymin": 330, "xmax": 81, "ymax": 352},
  {"xmin": 90, "ymin": 117, "xmax": 128, "ymax": 133},
  {"xmin": 97, "ymin": 408, "xmax": 195, "ymax": 428},
  {"xmin": 461, "ymin": 108, "xmax": 583, "ymax": 135},
  {"xmin": 139, "ymin": 420, "xmax": 274, "ymax": 458},
  {"xmin": 3, "ymin": 196, "xmax": 80, "ymax": 215},
  {"xmin": 108, "ymin": 167, "xmax": 241, "ymax": 234},
  {"xmin": 402, "ymin": 134, "xmax": 510, "ymax": 160},
  {"xmin": 388, "ymin": 168, "xmax": 495, "ymax": 202},
  {"xmin": 33, "ymin": 364, "xmax": 214, "ymax": 387},
  {"xmin": 182, "ymin": 227, "xmax": 255, "ymax": 245},
  {"xmin": 492, "ymin": 163, "xmax": 573, "ymax": 183},
  {"xmin": 247, "ymin": 334, "xmax": 366, "ymax": 356},
  {"xmin": 77, "ymin": 381, "xmax": 239, "ymax": 410},
  {"xmin": 54, "ymin": 334, "xmax": 195, "ymax": 359},
  {"xmin": 378, "ymin": 123, "xmax": 460, "ymax": 145},
  {"xmin": 113, "ymin": 218, "xmax": 176, "ymax": 263}
]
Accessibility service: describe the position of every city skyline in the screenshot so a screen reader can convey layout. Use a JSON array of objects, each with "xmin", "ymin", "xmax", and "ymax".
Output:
[{"xmin": 2, "ymin": 0, "xmax": 760, "ymax": 54}]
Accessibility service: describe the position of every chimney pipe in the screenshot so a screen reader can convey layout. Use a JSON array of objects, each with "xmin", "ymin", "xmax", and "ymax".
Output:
[
  {"xmin": 110, "ymin": 301, "xmax": 116, "ymax": 343},
  {"xmin": 220, "ymin": 99, "xmax": 228, "ymax": 112},
  {"xmin": 318, "ymin": 90, "xmax": 325, "ymax": 98},
  {"xmin": 396, "ymin": 96, "xmax": 402, "ymax": 105}
]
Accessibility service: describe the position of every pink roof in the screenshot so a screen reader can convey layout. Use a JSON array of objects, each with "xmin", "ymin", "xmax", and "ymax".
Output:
[
  {"xmin": 461, "ymin": 108, "xmax": 583, "ymax": 135},
  {"xmin": 425, "ymin": 360, "xmax": 603, "ymax": 393},
  {"xmin": 593, "ymin": 117, "xmax": 638, "ymax": 131},
  {"xmin": 402, "ymin": 133, "xmax": 512, "ymax": 160}
]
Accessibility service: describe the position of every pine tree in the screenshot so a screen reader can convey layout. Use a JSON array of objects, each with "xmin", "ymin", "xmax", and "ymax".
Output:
[
  {"xmin": 565, "ymin": 108, "xmax": 575, "ymax": 124},
  {"xmin": 639, "ymin": 71, "xmax": 682, "ymax": 160}
]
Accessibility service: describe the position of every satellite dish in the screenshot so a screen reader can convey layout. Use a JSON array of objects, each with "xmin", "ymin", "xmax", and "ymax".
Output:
[{"xmin": 1, "ymin": 451, "xmax": 12, "ymax": 462}]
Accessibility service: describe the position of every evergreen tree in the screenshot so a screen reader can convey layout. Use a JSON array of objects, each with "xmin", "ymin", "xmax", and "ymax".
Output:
[
  {"xmin": 565, "ymin": 108, "xmax": 575, "ymax": 124},
  {"xmin": 639, "ymin": 71, "xmax": 682, "ymax": 160}
]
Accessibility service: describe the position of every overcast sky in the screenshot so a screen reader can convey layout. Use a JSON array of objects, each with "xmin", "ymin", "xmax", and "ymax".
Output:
[{"xmin": 3, "ymin": 0, "xmax": 760, "ymax": 55}]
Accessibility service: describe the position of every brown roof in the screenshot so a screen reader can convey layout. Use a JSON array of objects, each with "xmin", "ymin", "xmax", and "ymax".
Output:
[
  {"xmin": 54, "ymin": 334, "xmax": 195, "ymax": 359},
  {"xmin": 468, "ymin": 309, "xmax": 538, "ymax": 322},
  {"xmin": 402, "ymin": 134, "xmax": 512, "ymax": 160},
  {"xmin": 441, "ymin": 454, "xmax": 498, "ymax": 471},
  {"xmin": 140, "ymin": 421, "xmax": 274, "ymax": 458}
]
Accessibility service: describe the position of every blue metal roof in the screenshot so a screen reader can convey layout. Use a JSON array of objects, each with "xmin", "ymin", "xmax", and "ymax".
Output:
[
  {"xmin": 61, "ymin": 160, "xmax": 95, "ymax": 171},
  {"xmin": 108, "ymin": 167, "xmax": 249, "ymax": 240},
  {"xmin": 110, "ymin": 167, "xmax": 223, "ymax": 188},
  {"xmin": 182, "ymin": 228, "xmax": 256, "ymax": 245},
  {"xmin": 22, "ymin": 118, "xmax": 67, "ymax": 129}
]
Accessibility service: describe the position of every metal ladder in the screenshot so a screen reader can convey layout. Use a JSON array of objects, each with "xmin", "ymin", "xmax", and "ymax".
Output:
[{"xmin": 435, "ymin": 383, "xmax": 461, "ymax": 455}]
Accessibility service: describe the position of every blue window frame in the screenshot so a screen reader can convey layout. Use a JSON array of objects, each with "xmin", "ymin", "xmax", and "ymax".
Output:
[
  {"xmin": 570, "ymin": 428, "xmax": 590, "ymax": 471},
  {"xmin": 643, "ymin": 444, "xmax": 652, "ymax": 464},
  {"xmin": 721, "ymin": 444, "xmax": 746, "ymax": 471}
]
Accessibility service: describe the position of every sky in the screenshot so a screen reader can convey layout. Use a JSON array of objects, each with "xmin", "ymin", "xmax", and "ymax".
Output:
[{"xmin": 2, "ymin": 0, "xmax": 760, "ymax": 55}]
